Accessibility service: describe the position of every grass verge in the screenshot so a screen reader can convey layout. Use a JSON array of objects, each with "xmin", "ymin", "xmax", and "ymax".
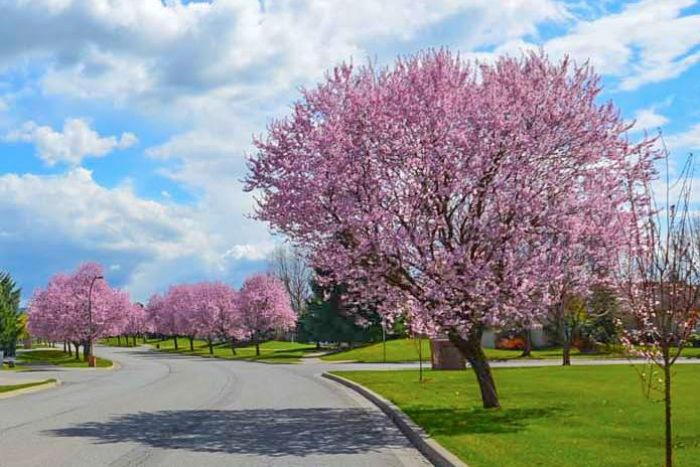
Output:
[
  {"xmin": 121, "ymin": 337, "xmax": 318, "ymax": 364},
  {"xmin": 0, "ymin": 378, "xmax": 57, "ymax": 394},
  {"xmin": 334, "ymin": 365, "xmax": 700, "ymax": 467},
  {"xmin": 321, "ymin": 338, "xmax": 700, "ymax": 363},
  {"xmin": 15, "ymin": 349, "xmax": 112, "ymax": 369}
]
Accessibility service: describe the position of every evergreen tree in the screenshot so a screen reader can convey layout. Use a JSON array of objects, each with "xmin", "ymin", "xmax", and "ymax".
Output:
[
  {"xmin": 0, "ymin": 272, "xmax": 22, "ymax": 357},
  {"xmin": 299, "ymin": 279, "xmax": 381, "ymax": 346}
]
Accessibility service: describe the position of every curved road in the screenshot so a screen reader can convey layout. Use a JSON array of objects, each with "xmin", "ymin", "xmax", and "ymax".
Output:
[{"xmin": 0, "ymin": 346, "xmax": 430, "ymax": 467}]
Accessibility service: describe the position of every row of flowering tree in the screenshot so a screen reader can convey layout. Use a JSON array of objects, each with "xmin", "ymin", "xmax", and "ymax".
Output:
[
  {"xmin": 28, "ymin": 263, "xmax": 297, "ymax": 359},
  {"xmin": 146, "ymin": 274, "xmax": 297, "ymax": 356}
]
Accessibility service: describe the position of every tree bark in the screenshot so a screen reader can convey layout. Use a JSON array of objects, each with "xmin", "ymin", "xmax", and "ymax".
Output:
[
  {"xmin": 189, "ymin": 336, "xmax": 194, "ymax": 352},
  {"xmin": 133, "ymin": 335, "xmax": 137, "ymax": 346},
  {"xmin": 449, "ymin": 327, "xmax": 500, "ymax": 409},
  {"xmin": 561, "ymin": 320, "xmax": 571, "ymax": 366},
  {"xmin": 83, "ymin": 341, "xmax": 90, "ymax": 361},
  {"xmin": 117, "ymin": 335, "xmax": 121, "ymax": 346},
  {"xmin": 663, "ymin": 361, "xmax": 673, "ymax": 467},
  {"xmin": 562, "ymin": 339, "xmax": 571, "ymax": 366},
  {"xmin": 173, "ymin": 336, "xmax": 178, "ymax": 350},
  {"xmin": 74, "ymin": 342, "xmax": 80, "ymax": 361},
  {"xmin": 208, "ymin": 338, "xmax": 214, "ymax": 355},
  {"xmin": 230, "ymin": 338, "xmax": 237, "ymax": 356},
  {"xmin": 521, "ymin": 328, "xmax": 532, "ymax": 357}
]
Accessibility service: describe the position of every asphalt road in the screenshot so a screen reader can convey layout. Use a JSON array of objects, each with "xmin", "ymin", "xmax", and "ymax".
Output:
[{"xmin": 0, "ymin": 346, "xmax": 431, "ymax": 467}]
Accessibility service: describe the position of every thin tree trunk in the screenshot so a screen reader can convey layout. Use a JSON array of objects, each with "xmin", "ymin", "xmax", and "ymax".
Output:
[
  {"xmin": 63, "ymin": 341, "xmax": 67, "ymax": 353},
  {"xmin": 117, "ymin": 335, "xmax": 121, "ymax": 346},
  {"xmin": 663, "ymin": 359, "xmax": 673, "ymax": 467},
  {"xmin": 561, "ymin": 318, "xmax": 571, "ymax": 366},
  {"xmin": 562, "ymin": 338, "xmax": 572, "ymax": 366},
  {"xmin": 133, "ymin": 335, "xmax": 137, "ymax": 346},
  {"xmin": 255, "ymin": 334, "xmax": 260, "ymax": 356},
  {"xmin": 230, "ymin": 338, "xmax": 237, "ymax": 356},
  {"xmin": 189, "ymin": 336, "xmax": 194, "ymax": 352},
  {"xmin": 208, "ymin": 338, "xmax": 214, "ymax": 355},
  {"xmin": 74, "ymin": 343, "xmax": 80, "ymax": 361},
  {"xmin": 173, "ymin": 336, "xmax": 178, "ymax": 350},
  {"xmin": 83, "ymin": 341, "xmax": 90, "ymax": 361},
  {"xmin": 449, "ymin": 327, "xmax": 500, "ymax": 409},
  {"xmin": 521, "ymin": 328, "xmax": 532, "ymax": 357}
]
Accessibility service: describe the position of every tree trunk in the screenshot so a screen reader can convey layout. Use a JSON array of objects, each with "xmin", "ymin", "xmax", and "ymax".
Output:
[
  {"xmin": 663, "ymin": 360, "xmax": 673, "ymax": 467},
  {"xmin": 83, "ymin": 341, "xmax": 90, "ymax": 361},
  {"xmin": 521, "ymin": 328, "xmax": 532, "ymax": 357},
  {"xmin": 173, "ymin": 336, "xmax": 178, "ymax": 350},
  {"xmin": 117, "ymin": 335, "xmax": 121, "ymax": 346},
  {"xmin": 74, "ymin": 343, "xmax": 80, "ymax": 361},
  {"xmin": 189, "ymin": 336, "xmax": 194, "ymax": 352},
  {"xmin": 316, "ymin": 341, "xmax": 321, "ymax": 350},
  {"xmin": 208, "ymin": 338, "xmax": 214, "ymax": 355},
  {"xmin": 255, "ymin": 334, "xmax": 260, "ymax": 356},
  {"xmin": 230, "ymin": 338, "xmax": 237, "ymax": 356},
  {"xmin": 561, "ymin": 319, "xmax": 571, "ymax": 366},
  {"xmin": 449, "ymin": 327, "xmax": 500, "ymax": 409},
  {"xmin": 63, "ymin": 341, "xmax": 67, "ymax": 353},
  {"xmin": 133, "ymin": 335, "xmax": 137, "ymax": 346},
  {"xmin": 562, "ymin": 337, "xmax": 572, "ymax": 366}
]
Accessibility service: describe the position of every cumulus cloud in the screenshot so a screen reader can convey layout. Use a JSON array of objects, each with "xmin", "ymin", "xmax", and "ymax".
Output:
[
  {"xmin": 0, "ymin": 0, "xmax": 567, "ymax": 112},
  {"xmin": 4, "ymin": 118, "xmax": 137, "ymax": 166},
  {"xmin": 543, "ymin": 0, "xmax": 700, "ymax": 90},
  {"xmin": 0, "ymin": 168, "xmax": 271, "ymax": 299}
]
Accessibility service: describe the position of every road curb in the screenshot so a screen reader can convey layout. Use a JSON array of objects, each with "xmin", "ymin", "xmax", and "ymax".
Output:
[
  {"xmin": 322, "ymin": 372, "xmax": 468, "ymax": 467},
  {"xmin": 0, "ymin": 379, "xmax": 61, "ymax": 400}
]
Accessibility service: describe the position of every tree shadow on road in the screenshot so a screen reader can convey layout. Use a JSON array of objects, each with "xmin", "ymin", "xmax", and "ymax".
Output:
[{"xmin": 45, "ymin": 408, "xmax": 409, "ymax": 457}]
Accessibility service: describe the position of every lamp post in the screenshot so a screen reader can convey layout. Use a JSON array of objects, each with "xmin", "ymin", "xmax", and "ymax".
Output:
[{"xmin": 87, "ymin": 275, "xmax": 104, "ymax": 368}]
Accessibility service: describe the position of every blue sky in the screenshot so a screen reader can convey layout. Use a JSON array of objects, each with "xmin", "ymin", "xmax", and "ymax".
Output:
[{"xmin": 1, "ymin": 0, "xmax": 699, "ymax": 302}]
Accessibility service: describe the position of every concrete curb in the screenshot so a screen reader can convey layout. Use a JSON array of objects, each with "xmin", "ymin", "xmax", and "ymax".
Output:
[
  {"xmin": 322, "ymin": 372, "xmax": 468, "ymax": 467},
  {"xmin": 0, "ymin": 379, "xmax": 61, "ymax": 400}
]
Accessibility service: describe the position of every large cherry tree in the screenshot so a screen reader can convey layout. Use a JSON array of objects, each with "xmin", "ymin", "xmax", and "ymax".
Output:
[{"xmin": 246, "ymin": 50, "xmax": 655, "ymax": 408}]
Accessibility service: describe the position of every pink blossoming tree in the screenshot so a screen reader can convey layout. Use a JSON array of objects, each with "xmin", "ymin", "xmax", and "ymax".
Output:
[
  {"xmin": 237, "ymin": 274, "xmax": 297, "ymax": 356},
  {"xmin": 246, "ymin": 50, "xmax": 655, "ymax": 408},
  {"xmin": 28, "ymin": 262, "xmax": 131, "ymax": 361}
]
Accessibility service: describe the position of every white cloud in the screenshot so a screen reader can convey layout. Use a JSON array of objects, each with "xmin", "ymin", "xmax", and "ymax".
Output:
[
  {"xmin": 665, "ymin": 123, "xmax": 700, "ymax": 153},
  {"xmin": 0, "ymin": 0, "xmax": 567, "ymax": 115},
  {"xmin": 0, "ymin": 168, "xmax": 271, "ymax": 299},
  {"xmin": 4, "ymin": 118, "xmax": 137, "ymax": 166},
  {"xmin": 629, "ymin": 107, "xmax": 670, "ymax": 134},
  {"xmin": 543, "ymin": 0, "xmax": 700, "ymax": 90}
]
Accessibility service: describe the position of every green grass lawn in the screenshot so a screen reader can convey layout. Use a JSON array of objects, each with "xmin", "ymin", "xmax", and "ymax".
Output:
[
  {"xmin": 321, "ymin": 338, "xmax": 700, "ymax": 363},
  {"xmin": 335, "ymin": 365, "xmax": 700, "ymax": 467},
  {"xmin": 0, "ymin": 378, "xmax": 56, "ymax": 394},
  {"xmin": 14, "ymin": 349, "xmax": 112, "ymax": 368},
  {"xmin": 139, "ymin": 337, "xmax": 317, "ymax": 364},
  {"xmin": 99, "ymin": 337, "xmax": 144, "ymax": 347}
]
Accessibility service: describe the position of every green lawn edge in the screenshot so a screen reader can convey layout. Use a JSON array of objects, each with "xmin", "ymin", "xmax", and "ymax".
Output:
[
  {"xmin": 0, "ymin": 378, "xmax": 57, "ymax": 394},
  {"xmin": 333, "ymin": 365, "xmax": 700, "ymax": 467}
]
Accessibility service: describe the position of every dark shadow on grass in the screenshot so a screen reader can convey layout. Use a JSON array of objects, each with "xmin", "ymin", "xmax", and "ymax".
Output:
[
  {"xmin": 406, "ymin": 406, "xmax": 564, "ymax": 436},
  {"xmin": 45, "ymin": 408, "xmax": 408, "ymax": 457}
]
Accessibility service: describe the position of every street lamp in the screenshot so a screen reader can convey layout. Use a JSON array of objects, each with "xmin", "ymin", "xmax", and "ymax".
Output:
[{"xmin": 87, "ymin": 275, "xmax": 104, "ymax": 368}]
